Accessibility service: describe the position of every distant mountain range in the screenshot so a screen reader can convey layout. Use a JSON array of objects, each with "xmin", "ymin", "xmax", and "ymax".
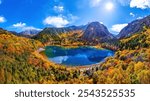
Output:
[
  {"xmin": 38, "ymin": 25, "xmax": 87, "ymax": 35},
  {"xmin": 8, "ymin": 29, "xmax": 41, "ymax": 38},
  {"xmin": 33, "ymin": 22, "xmax": 116, "ymax": 45},
  {"xmin": 20, "ymin": 29, "xmax": 41, "ymax": 35},
  {"xmin": 2, "ymin": 15, "xmax": 150, "ymax": 44},
  {"xmin": 34, "ymin": 15, "xmax": 150, "ymax": 43},
  {"xmin": 32, "ymin": 25, "xmax": 87, "ymax": 44}
]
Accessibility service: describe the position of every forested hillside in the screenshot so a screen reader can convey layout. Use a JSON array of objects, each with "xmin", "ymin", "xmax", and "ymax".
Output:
[
  {"xmin": 0, "ymin": 26, "xmax": 150, "ymax": 84},
  {"xmin": 33, "ymin": 29, "xmax": 84, "ymax": 46},
  {"xmin": 0, "ymin": 29, "xmax": 86, "ymax": 84},
  {"xmin": 91, "ymin": 28, "xmax": 150, "ymax": 84}
]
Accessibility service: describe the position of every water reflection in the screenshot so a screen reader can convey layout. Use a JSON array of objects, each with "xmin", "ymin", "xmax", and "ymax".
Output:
[{"xmin": 45, "ymin": 46, "xmax": 114, "ymax": 66}]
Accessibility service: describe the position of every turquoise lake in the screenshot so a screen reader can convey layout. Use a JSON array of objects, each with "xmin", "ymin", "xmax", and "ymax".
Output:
[{"xmin": 45, "ymin": 46, "xmax": 114, "ymax": 66}]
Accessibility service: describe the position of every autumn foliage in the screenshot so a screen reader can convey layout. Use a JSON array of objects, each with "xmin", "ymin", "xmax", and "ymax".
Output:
[{"xmin": 0, "ymin": 27, "xmax": 150, "ymax": 84}]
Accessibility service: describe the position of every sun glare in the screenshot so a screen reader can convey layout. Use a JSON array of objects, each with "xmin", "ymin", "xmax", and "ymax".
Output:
[{"xmin": 105, "ymin": 2, "xmax": 114, "ymax": 11}]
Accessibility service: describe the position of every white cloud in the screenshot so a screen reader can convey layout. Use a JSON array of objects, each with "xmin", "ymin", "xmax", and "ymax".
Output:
[
  {"xmin": 12, "ymin": 22, "xmax": 41, "ymax": 32},
  {"xmin": 137, "ymin": 16, "xmax": 143, "ymax": 19},
  {"xmin": 90, "ymin": 0, "xmax": 101, "ymax": 7},
  {"xmin": 100, "ymin": 22, "xmax": 103, "ymax": 24},
  {"xmin": 13, "ymin": 22, "xmax": 26, "ymax": 27},
  {"xmin": 130, "ymin": 12, "xmax": 135, "ymax": 17},
  {"xmin": 43, "ymin": 16, "xmax": 69, "ymax": 27},
  {"xmin": 54, "ymin": 5, "xmax": 64, "ymax": 12},
  {"xmin": 111, "ymin": 23, "xmax": 128, "ymax": 33},
  {"xmin": 130, "ymin": 0, "xmax": 150, "ymax": 9},
  {"xmin": 0, "ymin": 16, "xmax": 6, "ymax": 23}
]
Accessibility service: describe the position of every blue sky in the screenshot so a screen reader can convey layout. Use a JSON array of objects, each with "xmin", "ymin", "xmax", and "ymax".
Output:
[{"xmin": 0, "ymin": 0, "xmax": 150, "ymax": 34}]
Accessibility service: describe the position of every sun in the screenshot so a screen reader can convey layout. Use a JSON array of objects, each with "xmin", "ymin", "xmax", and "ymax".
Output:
[{"xmin": 105, "ymin": 2, "xmax": 114, "ymax": 11}]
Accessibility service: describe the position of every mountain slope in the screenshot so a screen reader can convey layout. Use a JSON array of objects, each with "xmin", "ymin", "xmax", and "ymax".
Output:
[
  {"xmin": 32, "ymin": 28, "xmax": 61, "ymax": 45},
  {"xmin": 91, "ymin": 28, "xmax": 150, "ymax": 84},
  {"xmin": 118, "ymin": 15, "xmax": 150, "ymax": 39},
  {"xmin": 0, "ymin": 28, "xmax": 86, "ymax": 84},
  {"xmin": 38, "ymin": 25, "xmax": 86, "ymax": 35},
  {"xmin": 118, "ymin": 28, "xmax": 150, "ymax": 50},
  {"xmin": 82, "ymin": 22, "xmax": 114, "ymax": 43},
  {"xmin": 32, "ymin": 25, "xmax": 87, "ymax": 45}
]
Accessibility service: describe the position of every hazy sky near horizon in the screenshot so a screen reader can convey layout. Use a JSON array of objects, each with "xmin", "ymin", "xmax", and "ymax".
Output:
[{"xmin": 0, "ymin": 0, "xmax": 150, "ymax": 34}]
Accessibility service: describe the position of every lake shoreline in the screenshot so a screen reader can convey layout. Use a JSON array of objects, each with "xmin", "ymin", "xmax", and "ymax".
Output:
[{"xmin": 42, "ymin": 45, "xmax": 115, "ymax": 68}]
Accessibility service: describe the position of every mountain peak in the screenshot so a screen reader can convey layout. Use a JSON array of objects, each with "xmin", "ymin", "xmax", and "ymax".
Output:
[{"xmin": 82, "ymin": 21, "xmax": 114, "ymax": 43}]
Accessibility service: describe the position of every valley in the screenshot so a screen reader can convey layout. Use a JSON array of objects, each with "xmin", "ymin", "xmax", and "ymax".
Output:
[{"xmin": 0, "ymin": 15, "xmax": 150, "ymax": 84}]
